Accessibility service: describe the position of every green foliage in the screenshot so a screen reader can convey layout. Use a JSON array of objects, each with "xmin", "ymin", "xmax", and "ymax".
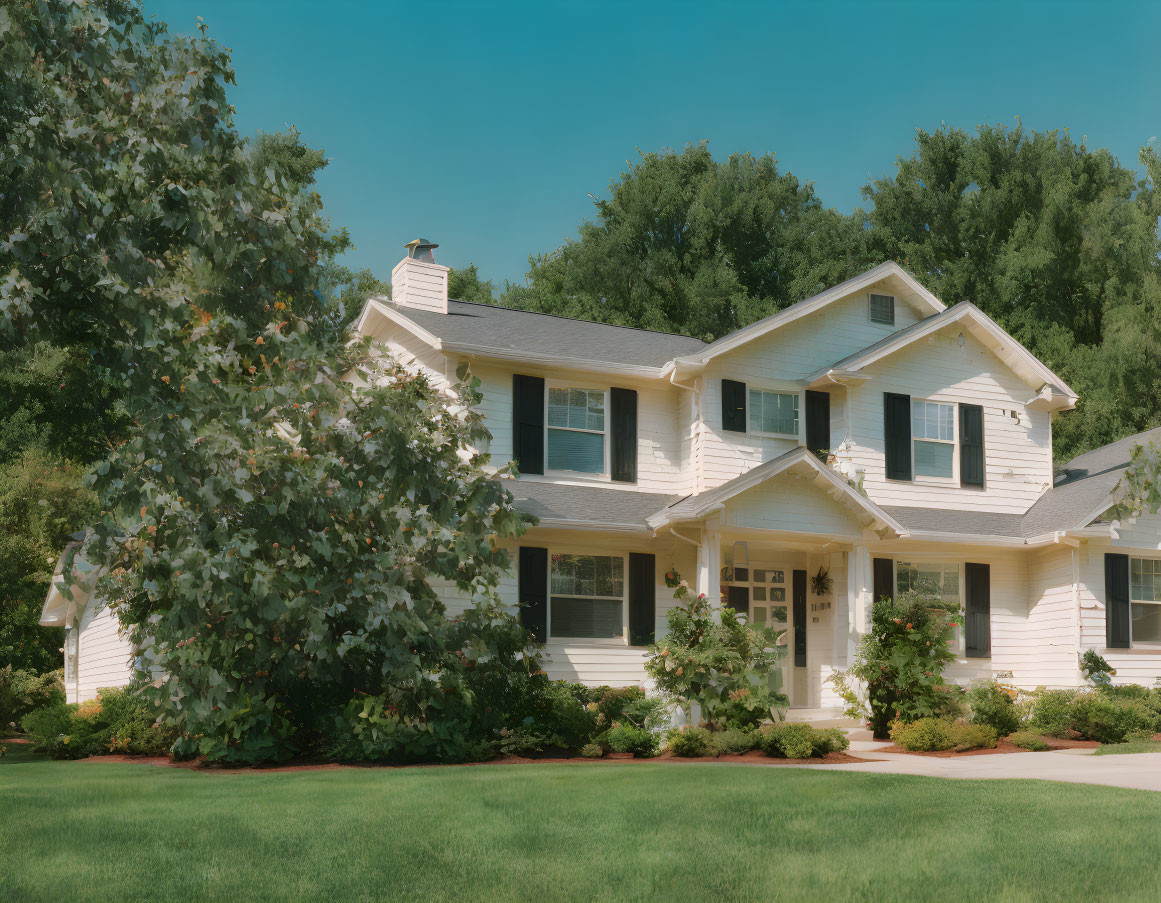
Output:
[
  {"xmin": 503, "ymin": 142, "xmax": 870, "ymax": 340},
  {"xmin": 1028, "ymin": 690, "xmax": 1079, "ymax": 738},
  {"xmin": 645, "ymin": 575, "xmax": 787, "ymax": 729},
  {"xmin": 665, "ymin": 726, "xmax": 714, "ymax": 757},
  {"xmin": 605, "ymin": 722, "xmax": 657, "ymax": 757},
  {"xmin": 1080, "ymin": 649, "xmax": 1115, "ymax": 687},
  {"xmin": 830, "ymin": 591, "xmax": 962, "ymax": 738},
  {"xmin": 448, "ymin": 264, "xmax": 496, "ymax": 304},
  {"xmin": 965, "ymin": 681, "xmax": 1021, "ymax": 736},
  {"xmin": 0, "ymin": 450, "xmax": 98, "ymax": 672},
  {"xmin": 581, "ymin": 686, "xmax": 647, "ymax": 727},
  {"xmin": 580, "ymin": 742, "xmax": 603, "ymax": 758},
  {"xmin": 889, "ymin": 718, "xmax": 955, "ymax": 752},
  {"xmin": 20, "ymin": 687, "xmax": 173, "ymax": 759},
  {"xmin": 1007, "ymin": 731, "xmax": 1050, "ymax": 751},
  {"xmin": 0, "ymin": 667, "xmax": 63, "ymax": 730},
  {"xmin": 1069, "ymin": 693, "xmax": 1160, "ymax": 744},
  {"xmin": 760, "ymin": 722, "xmax": 848, "ymax": 759},
  {"xmin": 950, "ymin": 722, "xmax": 998, "ymax": 751},
  {"xmin": 710, "ymin": 728, "xmax": 759, "ymax": 756}
]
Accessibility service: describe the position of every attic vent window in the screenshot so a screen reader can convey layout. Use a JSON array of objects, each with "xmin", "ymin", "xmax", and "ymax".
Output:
[{"xmin": 869, "ymin": 293, "xmax": 895, "ymax": 325}]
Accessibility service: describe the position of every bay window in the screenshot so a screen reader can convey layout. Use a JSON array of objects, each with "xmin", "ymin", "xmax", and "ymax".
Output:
[{"xmin": 550, "ymin": 553, "xmax": 625, "ymax": 639}]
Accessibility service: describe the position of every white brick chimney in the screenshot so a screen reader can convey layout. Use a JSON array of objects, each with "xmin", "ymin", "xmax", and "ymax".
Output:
[{"xmin": 391, "ymin": 238, "xmax": 448, "ymax": 314}]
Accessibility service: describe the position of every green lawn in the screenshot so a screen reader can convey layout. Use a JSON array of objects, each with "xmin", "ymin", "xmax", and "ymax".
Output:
[
  {"xmin": 1095, "ymin": 740, "xmax": 1161, "ymax": 755},
  {"xmin": 4, "ymin": 743, "xmax": 1161, "ymax": 903}
]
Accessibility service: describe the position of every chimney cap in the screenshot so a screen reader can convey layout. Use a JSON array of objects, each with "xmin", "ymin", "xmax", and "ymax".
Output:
[{"xmin": 404, "ymin": 238, "xmax": 439, "ymax": 263}]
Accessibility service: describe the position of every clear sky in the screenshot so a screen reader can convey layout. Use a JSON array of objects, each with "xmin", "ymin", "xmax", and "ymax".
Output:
[{"xmin": 147, "ymin": 0, "xmax": 1161, "ymax": 287}]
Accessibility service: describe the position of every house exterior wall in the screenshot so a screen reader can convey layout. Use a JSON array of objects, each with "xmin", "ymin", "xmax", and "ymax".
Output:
[{"xmin": 72, "ymin": 598, "xmax": 134, "ymax": 705}]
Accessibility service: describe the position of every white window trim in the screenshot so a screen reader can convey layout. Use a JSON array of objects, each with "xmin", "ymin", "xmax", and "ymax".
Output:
[
  {"xmin": 911, "ymin": 397, "xmax": 958, "ymax": 485},
  {"xmin": 1129, "ymin": 556, "xmax": 1161, "ymax": 648},
  {"xmin": 868, "ymin": 292, "xmax": 896, "ymax": 326},
  {"xmin": 747, "ymin": 385, "xmax": 803, "ymax": 441},
  {"xmin": 894, "ymin": 558, "xmax": 972, "ymax": 659},
  {"xmin": 546, "ymin": 548, "xmax": 628, "ymax": 645},
  {"xmin": 544, "ymin": 382, "xmax": 610, "ymax": 480}
]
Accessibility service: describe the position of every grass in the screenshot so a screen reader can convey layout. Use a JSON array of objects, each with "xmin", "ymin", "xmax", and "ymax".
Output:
[
  {"xmin": 1095, "ymin": 740, "xmax": 1161, "ymax": 755},
  {"xmin": 4, "ymin": 743, "xmax": 1161, "ymax": 902}
]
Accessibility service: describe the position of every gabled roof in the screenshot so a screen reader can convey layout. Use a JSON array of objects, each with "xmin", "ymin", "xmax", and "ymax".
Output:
[
  {"xmin": 39, "ymin": 530, "xmax": 96, "ymax": 627},
  {"xmin": 357, "ymin": 297, "xmax": 707, "ymax": 375},
  {"xmin": 664, "ymin": 261, "xmax": 946, "ymax": 371},
  {"xmin": 647, "ymin": 447, "xmax": 905, "ymax": 535},
  {"xmin": 806, "ymin": 301, "xmax": 1077, "ymax": 404}
]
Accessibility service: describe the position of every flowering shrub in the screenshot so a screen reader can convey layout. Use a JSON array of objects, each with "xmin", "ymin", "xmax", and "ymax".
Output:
[
  {"xmin": 830, "ymin": 591, "xmax": 962, "ymax": 738},
  {"xmin": 20, "ymin": 687, "xmax": 173, "ymax": 760},
  {"xmin": 645, "ymin": 572, "xmax": 787, "ymax": 728}
]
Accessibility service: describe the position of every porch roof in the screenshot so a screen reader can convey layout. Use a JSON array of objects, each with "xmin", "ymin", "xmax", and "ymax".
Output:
[
  {"xmin": 647, "ymin": 448, "xmax": 905, "ymax": 536},
  {"xmin": 500, "ymin": 478, "xmax": 681, "ymax": 532}
]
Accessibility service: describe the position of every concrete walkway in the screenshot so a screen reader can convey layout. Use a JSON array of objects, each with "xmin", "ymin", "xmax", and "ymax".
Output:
[{"xmin": 798, "ymin": 737, "xmax": 1161, "ymax": 792}]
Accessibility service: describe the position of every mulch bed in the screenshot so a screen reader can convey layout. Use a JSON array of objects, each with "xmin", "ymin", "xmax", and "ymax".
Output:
[
  {"xmin": 878, "ymin": 735, "xmax": 1100, "ymax": 757},
  {"xmin": 67, "ymin": 747, "xmax": 871, "ymax": 773}
]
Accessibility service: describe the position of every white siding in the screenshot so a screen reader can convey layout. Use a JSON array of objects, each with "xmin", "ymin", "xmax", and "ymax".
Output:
[
  {"xmin": 74, "ymin": 598, "xmax": 134, "ymax": 704},
  {"xmin": 844, "ymin": 329, "xmax": 1053, "ymax": 513},
  {"xmin": 724, "ymin": 473, "xmax": 868, "ymax": 539},
  {"xmin": 1020, "ymin": 546, "xmax": 1083, "ymax": 687}
]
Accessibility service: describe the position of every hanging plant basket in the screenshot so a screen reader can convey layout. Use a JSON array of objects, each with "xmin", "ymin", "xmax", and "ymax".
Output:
[{"xmin": 810, "ymin": 566, "xmax": 833, "ymax": 597}]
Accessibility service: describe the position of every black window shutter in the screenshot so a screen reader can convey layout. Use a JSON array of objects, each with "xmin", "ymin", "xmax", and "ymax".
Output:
[
  {"xmin": 792, "ymin": 569, "xmax": 807, "ymax": 668},
  {"xmin": 518, "ymin": 546, "xmax": 548, "ymax": 641},
  {"xmin": 1105, "ymin": 553, "xmax": 1131, "ymax": 649},
  {"xmin": 805, "ymin": 390, "xmax": 831, "ymax": 455},
  {"xmin": 960, "ymin": 404, "xmax": 985, "ymax": 488},
  {"xmin": 964, "ymin": 562, "xmax": 991, "ymax": 658},
  {"xmin": 628, "ymin": 553, "xmax": 656, "ymax": 646},
  {"xmin": 610, "ymin": 387, "xmax": 638, "ymax": 483},
  {"xmin": 722, "ymin": 379, "xmax": 747, "ymax": 432},
  {"xmin": 884, "ymin": 392, "xmax": 912, "ymax": 481},
  {"xmin": 873, "ymin": 558, "xmax": 894, "ymax": 606},
  {"xmin": 512, "ymin": 375, "xmax": 544, "ymax": 475}
]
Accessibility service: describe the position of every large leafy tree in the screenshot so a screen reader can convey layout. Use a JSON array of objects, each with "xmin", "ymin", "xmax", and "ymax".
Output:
[
  {"xmin": 503, "ymin": 142, "xmax": 872, "ymax": 340},
  {"xmin": 1, "ymin": 0, "xmax": 528, "ymax": 762},
  {"xmin": 863, "ymin": 124, "xmax": 1161, "ymax": 458}
]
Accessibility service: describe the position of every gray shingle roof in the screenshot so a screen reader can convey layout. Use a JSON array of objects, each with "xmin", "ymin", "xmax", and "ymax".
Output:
[
  {"xmin": 501, "ymin": 479, "xmax": 681, "ymax": 531},
  {"xmin": 390, "ymin": 299, "xmax": 707, "ymax": 370},
  {"xmin": 883, "ymin": 506, "xmax": 1027, "ymax": 538}
]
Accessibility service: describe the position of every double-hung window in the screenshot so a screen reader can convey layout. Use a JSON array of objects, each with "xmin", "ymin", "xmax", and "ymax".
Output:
[
  {"xmin": 749, "ymin": 389, "xmax": 799, "ymax": 436},
  {"xmin": 550, "ymin": 554, "xmax": 625, "ymax": 639},
  {"xmin": 897, "ymin": 560, "xmax": 961, "ymax": 607},
  {"xmin": 547, "ymin": 387, "xmax": 606, "ymax": 474},
  {"xmin": 912, "ymin": 400, "xmax": 955, "ymax": 478},
  {"xmin": 1130, "ymin": 558, "xmax": 1161, "ymax": 644}
]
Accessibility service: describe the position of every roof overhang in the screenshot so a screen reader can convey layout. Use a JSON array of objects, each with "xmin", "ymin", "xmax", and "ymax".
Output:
[
  {"xmin": 805, "ymin": 302, "xmax": 1078, "ymax": 409},
  {"xmin": 648, "ymin": 448, "xmax": 907, "ymax": 537},
  {"xmin": 38, "ymin": 541, "xmax": 98, "ymax": 628},
  {"xmin": 664, "ymin": 262, "xmax": 946, "ymax": 377}
]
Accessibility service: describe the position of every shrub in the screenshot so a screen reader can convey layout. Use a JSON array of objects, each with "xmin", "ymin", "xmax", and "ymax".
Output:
[
  {"xmin": 605, "ymin": 723, "xmax": 657, "ymax": 757},
  {"xmin": 1069, "ymin": 693, "xmax": 1160, "ymax": 744},
  {"xmin": 1028, "ymin": 689, "xmax": 1077, "ymax": 738},
  {"xmin": 830, "ymin": 591, "xmax": 961, "ymax": 738},
  {"xmin": 580, "ymin": 743, "xmax": 604, "ymax": 758},
  {"xmin": 0, "ymin": 667, "xmax": 65, "ymax": 730},
  {"xmin": 1100, "ymin": 684, "xmax": 1161, "ymax": 719},
  {"xmin": 711, "ymin": 728, "xmax": 759, "ymax": 756},
  {"xmin": 949, "ymin": 722, "xmax": 997, "ymax": 751},
  {"xmin": 889, "ymin": 718, "xmax": 955, "ymax": 752},
  {"xmin": 1007, "ymin": 730, "xmax": 1050, "ymax": 751},
  {"xmin": 582, "ymin": 686, "xmax": 646, "ymax": 726},
  {"xmin": 760, "ymin": 722, "xmax": 847, "ymax": 759},
  {"xmin": 965, "ymin": 681, "xmax": 1021, "ymax": 736},
  {"xmin": 645, "ymin": 579, "xmax": 787, "ymax": 729},
  {"xmin": 666, "ymin": 726, "xmax": 714, "ymax": 757},
  {"xmin": 20, "ymin": 687, "xmax": 172, "ymax": 760}
]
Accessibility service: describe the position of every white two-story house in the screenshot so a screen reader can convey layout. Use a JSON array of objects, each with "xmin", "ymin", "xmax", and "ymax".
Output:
[{"xmin": 43, "ymin": 241, "xmax": 1161, "ymax": 709}]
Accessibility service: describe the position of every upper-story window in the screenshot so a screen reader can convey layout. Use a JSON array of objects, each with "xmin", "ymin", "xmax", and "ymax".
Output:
[
  {"xmin": 748, "ymin": 388, "xmax": 799, "ymax": 437},
  {"xmin": 912, "ymin": 400, "xmax": 955, "ymax": 478},
  {"xmin": 547, "ymin": 387, "xmax": 606, "ymax": 474},
  {"xmin": 869, "ymin": 293, "xmax": 895, "ymax": 325}
]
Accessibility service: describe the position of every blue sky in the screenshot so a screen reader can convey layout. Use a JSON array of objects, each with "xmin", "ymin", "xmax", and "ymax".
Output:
[{"xmin": 148, "ymin": 0, "xmax": 1160, "ymax": 287}]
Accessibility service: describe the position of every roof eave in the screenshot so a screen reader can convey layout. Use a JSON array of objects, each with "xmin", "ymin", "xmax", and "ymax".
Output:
[{"xmin": 445, "ymin": 343, "xmax": 668, "ymax": 378}]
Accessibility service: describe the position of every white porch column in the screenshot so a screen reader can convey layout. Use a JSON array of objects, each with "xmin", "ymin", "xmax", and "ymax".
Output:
[
  {"xmin": 847, "ymin": 543, "xmax": 872, "ymax": 662},
  {"xmin": 695, "ymin": 524, "xmax": 722, "ymax": 608}
]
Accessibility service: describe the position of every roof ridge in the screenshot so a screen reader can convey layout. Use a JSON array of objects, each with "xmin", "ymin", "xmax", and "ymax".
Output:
[{"xmin": 435, "ymin": 298, "xmax": 709, "ymax": 345}]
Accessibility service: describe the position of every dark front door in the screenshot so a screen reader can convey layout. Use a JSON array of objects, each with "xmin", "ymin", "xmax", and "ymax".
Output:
[
  {"xmin": 727, "ymin": 584, "xmax": 749, "ymax": 617},
  {"xmin": 792, "ymin": 569, "xmax": 807, "ymax": 668}
]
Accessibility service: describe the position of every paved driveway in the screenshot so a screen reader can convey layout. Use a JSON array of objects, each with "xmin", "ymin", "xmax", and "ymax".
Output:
[{"xmin": 800, "ymin": 739, "xmax": 1161, "ymax": 792}]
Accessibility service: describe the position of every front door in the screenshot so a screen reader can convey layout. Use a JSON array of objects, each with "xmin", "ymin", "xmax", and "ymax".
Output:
[
  {"xmin": 748, "ymin": 567, "xmax": 791, "ymax": 701},
  {"xmin": 792, "ymin": 569, "xmax": 808, "ymax": 705}
]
